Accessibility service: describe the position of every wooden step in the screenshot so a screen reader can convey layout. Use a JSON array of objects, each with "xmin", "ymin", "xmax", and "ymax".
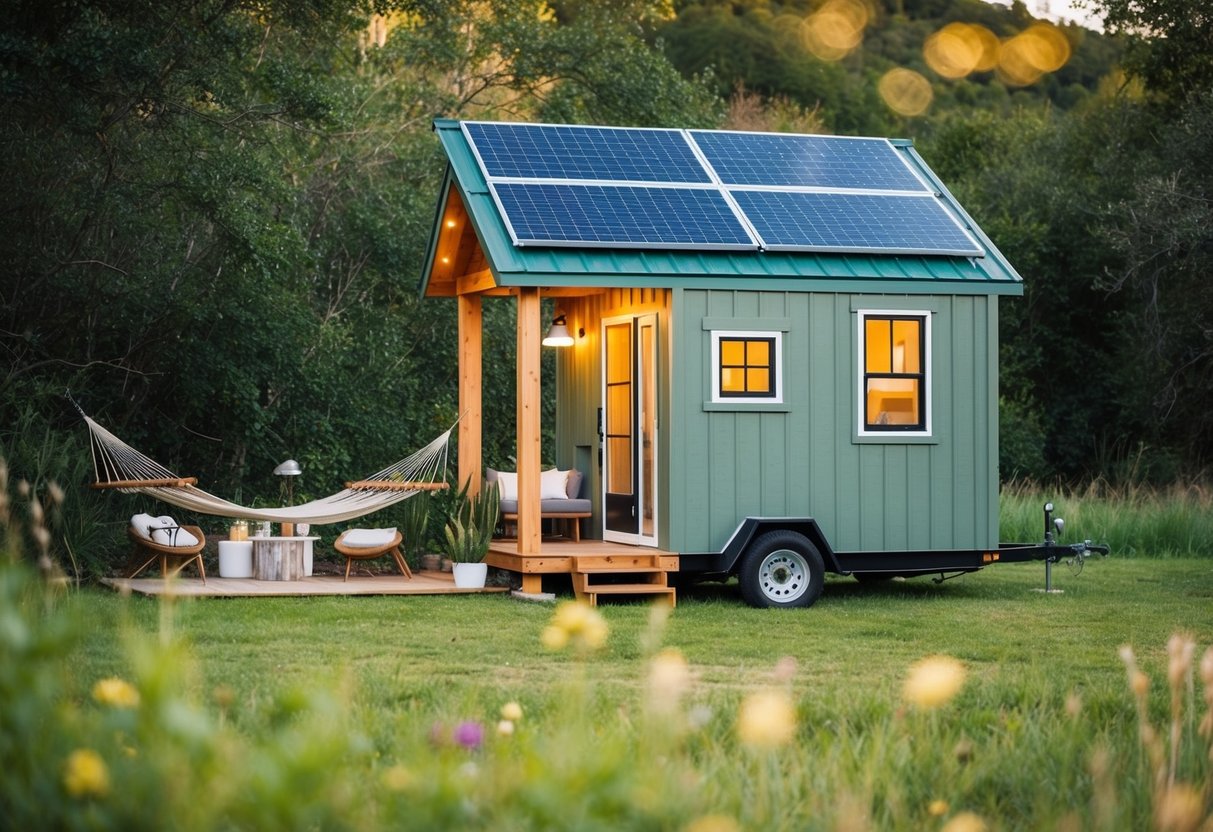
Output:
[
  {"xmin": 576, "ymin": 584, "xmax": 676, "ymax": 608},
  {"xmin": 571, "ymin": 554, "xmax": 666, "ymax": 571},
  {"xmin": 575, "ymin": 565, "xmax": 666, "ymax": 574}
]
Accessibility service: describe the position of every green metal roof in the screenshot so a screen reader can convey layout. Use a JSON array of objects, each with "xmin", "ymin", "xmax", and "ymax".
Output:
[{"xmin": 420, "ymin": 119, "xmax": 1024, "ymax": 297}]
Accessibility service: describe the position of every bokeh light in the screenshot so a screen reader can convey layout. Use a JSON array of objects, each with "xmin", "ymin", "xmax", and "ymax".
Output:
[
  {"xmin": 800, "ymin": 0, "xmax": 870, "ymax": 61},
  {"xmin": 998, "ymin": 23, "xmax": 1071, "ymax": 86},
  {"xmin": 878, "ymin": 68, "xmax": 933, "ymax": 116},
  {"xmin": 923, "ymin": 22, "xmax": 999, "ymax": 79}
]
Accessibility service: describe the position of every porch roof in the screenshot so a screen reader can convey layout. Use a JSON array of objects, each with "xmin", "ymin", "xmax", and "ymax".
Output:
[{"xmin": 420, "ymin": 118, "xmax": 1024, "ymax": 298}]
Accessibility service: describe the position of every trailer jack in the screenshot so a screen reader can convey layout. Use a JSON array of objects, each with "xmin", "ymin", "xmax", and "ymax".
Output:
[{"xmin": 931, "ymin": 571, "xmax": 970, "ymax": 585}]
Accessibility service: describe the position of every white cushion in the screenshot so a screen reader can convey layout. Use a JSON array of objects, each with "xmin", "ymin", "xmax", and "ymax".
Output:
[
  {"xmin": 495, "ymin": 472, "xmax": 517, "ymax": 502},
  {"xmin": 130, "ymin": 513, "xmax": 156, "ymax": 539},
  {"xmin": 150, "ymin": 524, "xmax": 200, "ymax": 548},
  {"xmin": 541, "ymin": 468, "xmax": 570, "ymax": 500},
  {"xmin": 341, "ymin": 528, "xmax": 397, "ymax": 548}
]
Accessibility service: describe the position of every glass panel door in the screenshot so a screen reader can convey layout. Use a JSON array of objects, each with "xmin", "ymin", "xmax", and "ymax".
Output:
[{"xmin": 602, "ymin": 314, "xmax": 658, "ymax": 546}]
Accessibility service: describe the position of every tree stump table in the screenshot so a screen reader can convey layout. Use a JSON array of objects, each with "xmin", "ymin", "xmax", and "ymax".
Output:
[{"xmin": 252, "ymin": 536, "xmax": 315, "ymax": 581}]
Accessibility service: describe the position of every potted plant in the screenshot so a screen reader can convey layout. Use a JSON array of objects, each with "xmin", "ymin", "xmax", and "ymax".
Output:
[{"xmin": 441, "ymin": 479, "xmax": 499, "ymax": 588}]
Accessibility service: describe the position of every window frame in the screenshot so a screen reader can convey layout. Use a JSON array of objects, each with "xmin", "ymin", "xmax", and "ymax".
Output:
[
  {"xmin": 857, "ymin": 310, "xmax": 931, "ymax": 437},
  {"xmin": 710, "ymin": 329, "xmax": 783, "ymax": 405}
]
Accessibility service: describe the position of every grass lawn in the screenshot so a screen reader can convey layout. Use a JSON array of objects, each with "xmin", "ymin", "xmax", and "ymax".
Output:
[
  {"xmin": 14, "ymin": 555, "xmax": 1213, "ymax": 830},
  {"xmin": 71, "ymin": 557, "xmax": 1212, "ymax": 709}
]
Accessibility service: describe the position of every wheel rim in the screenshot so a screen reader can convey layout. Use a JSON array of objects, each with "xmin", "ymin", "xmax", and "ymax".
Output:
[{"xmin": 758, "ymin": 548, "xmax": 809, "ymax": 603}]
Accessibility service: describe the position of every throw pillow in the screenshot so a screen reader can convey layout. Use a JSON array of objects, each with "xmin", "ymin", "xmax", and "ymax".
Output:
[
  {"xmin": 495, "ymin": 471, "xmax": 518, "ymax": 502},
  {"xmin": 566, "ymin": 468, "xmax": 584, "ymax": 499},
  {"xmin": 342, "ymin": 528, "xmax": 398, "ymax": 548},
  {"xmin": 540, "ymin": 468, "xmax": 569, "ymax": 500}
]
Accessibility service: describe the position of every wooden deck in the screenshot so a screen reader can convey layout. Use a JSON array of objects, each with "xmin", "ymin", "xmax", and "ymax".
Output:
[{"xmin": 100, "ymin": 570, "xmax": 509, "ymax": 599}]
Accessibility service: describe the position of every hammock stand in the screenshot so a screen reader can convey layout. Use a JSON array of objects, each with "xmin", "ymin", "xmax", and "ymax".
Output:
[{"xmin": 79, "ymin": 407, "xmax": 451, "ymax": 526}]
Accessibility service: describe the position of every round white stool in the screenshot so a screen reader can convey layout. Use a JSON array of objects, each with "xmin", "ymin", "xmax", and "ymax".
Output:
[{"xmin": 217, "ymin": 540, "xmax": 254, "ymax": 578}]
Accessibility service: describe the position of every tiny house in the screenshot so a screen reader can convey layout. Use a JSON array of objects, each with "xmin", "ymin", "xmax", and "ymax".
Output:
[{"xmin": 420, "ymin": 119, "xmax": 1096, "ymax": 607}]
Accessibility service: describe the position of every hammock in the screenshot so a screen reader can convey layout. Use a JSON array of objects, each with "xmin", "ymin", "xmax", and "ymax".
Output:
[{"xmin": 81, "ymin": 412, "xmax": 450, "ymax": 525}]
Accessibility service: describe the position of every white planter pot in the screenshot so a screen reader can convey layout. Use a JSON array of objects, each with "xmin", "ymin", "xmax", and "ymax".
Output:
[{"xmin": 452, "ymin": 562, "xmax": 488, "ymax": 589}]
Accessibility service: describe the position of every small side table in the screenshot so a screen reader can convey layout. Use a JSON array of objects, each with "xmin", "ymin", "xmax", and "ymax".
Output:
[
  {"xmin": 217, "ymin": 540, "xmax": 254, "ymax": 578},
  {"xmin": 251, "ymin": 536, "xmax": 319, "ymax": 581}
]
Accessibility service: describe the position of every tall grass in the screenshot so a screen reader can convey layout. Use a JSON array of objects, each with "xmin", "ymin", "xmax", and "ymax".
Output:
[{"xmin": 1001, "ymin": 479, "xmax": 1213, "ymax": 557}]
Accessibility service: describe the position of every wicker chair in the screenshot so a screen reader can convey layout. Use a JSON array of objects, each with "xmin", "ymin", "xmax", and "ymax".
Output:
[
  {"xmin": 126, "ymin": 525, "xmax": 207, "ymax": 582},
  {"xmin": 334, "ymin": 529, "xmax": 411, "ymax": 581}
]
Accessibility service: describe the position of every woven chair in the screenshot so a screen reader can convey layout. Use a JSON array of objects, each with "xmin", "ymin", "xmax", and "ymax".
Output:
[
  {"xmin": 126, "ymin": 525, "xmax": 207, "ymax": 583},
  {"xmin": 334, "ymin": 529, "xmax": 411, "ymax": 582}
]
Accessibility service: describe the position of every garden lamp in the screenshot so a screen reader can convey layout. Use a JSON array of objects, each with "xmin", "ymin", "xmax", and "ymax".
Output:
[
  {"xmin": 274, "ymin": 458, "xmax": 302, "ymax": 506},
  {"xmin": 542, "ymin": 314, "xmax": 574, "ymax": 348}
]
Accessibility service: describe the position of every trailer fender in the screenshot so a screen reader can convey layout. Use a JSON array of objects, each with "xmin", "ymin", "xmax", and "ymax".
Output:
[{"xmin": 714, "ymin": 517, "xmax": 841, "ymax": 575}]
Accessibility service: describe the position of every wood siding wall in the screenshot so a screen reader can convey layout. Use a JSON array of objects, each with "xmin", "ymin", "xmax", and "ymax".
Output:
[{"xmin": 668, "ymin": 289, "xmax": 1000, "ymax": 555}]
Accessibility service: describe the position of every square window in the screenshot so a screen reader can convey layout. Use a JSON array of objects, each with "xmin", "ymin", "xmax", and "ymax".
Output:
[{"xmin": 711, "ymin": 330, "xmax": 782, "ymax": 404}]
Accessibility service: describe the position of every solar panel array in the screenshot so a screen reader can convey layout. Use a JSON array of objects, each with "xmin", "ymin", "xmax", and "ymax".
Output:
[{"xmin": 461, "ymin": 121, "xmax": 983, "ymax": 256}]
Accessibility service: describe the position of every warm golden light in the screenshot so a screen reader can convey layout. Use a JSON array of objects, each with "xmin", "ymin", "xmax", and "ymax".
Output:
[
  {"xmin": 923, "ymin": 23, "xmax": 1001, "ymax": 79},
  {"xmin": 998, "ymin": 24, "xmax": 1071, "ymax": 86},
  {"xmin": 800, "ymin": 0, "xmax": 870, "ymax": 61},
  {"xmin": 878, "ymin": 68, "xmax": 933, "ymax": 117},
  {"xmin": 440, "ymin": 256, "xmax": 450, "ymax": 264},
  {"xmin": 445, "ymin": 219, "xmax": 457, "ymax": 228}
]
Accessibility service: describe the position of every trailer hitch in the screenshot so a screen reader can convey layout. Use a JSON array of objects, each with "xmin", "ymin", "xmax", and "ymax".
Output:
[{"xmin": 1039, "ymin": 502, "xmax": 1109, "ymax": 590}]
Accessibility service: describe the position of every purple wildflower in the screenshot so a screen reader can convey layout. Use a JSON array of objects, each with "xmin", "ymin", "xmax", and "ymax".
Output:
[{"xmin": 452, "ymin": 720, "xmax": 484, "ymax": 750}]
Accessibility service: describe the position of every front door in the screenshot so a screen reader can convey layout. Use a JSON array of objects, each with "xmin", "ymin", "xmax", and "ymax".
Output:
[{"xmin": 602, "ymin": 314, "xmax": 658, "ymax": 546}]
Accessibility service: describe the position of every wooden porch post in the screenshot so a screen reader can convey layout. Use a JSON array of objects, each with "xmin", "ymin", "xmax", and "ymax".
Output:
[
  {"xmin": 457, "ymin": 294, "xmax": 482, "ymax": 495},
  {"xmin": 516, "ymin": 287, "xmax": 542, "ymax": 556}
]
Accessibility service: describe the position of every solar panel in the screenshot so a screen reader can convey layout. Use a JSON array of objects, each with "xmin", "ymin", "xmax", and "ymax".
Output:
[
  {"xmin": 491, "ymin": 183, "xmax": 757, "ymax": 250},
  {"xmin": 690, "ymin": 131, "xmax": 930, "ymax": 192},
  {"xmin": 730, "ymin": 190, "xmax": 982, "ymax": 256},
  {"xmin": 464, "ymin": 122, "xmax": 711, "ymax": 184}
]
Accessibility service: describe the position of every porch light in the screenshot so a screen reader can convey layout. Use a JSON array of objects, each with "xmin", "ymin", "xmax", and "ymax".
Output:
[{"xmin": 543, "ymin": 314, "xmax": 574, "ymax": 347}]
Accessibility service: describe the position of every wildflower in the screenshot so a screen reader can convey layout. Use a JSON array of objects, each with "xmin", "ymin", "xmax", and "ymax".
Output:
[
  {"xmin": 647, "ymin": 648, "xmax": 691, "ymax": 715},
  {"xmin": 500, "ymin": 701, "xmax": 523, "ymax": 722},
  {"xmin": 1065, "ymin": 691, "xmax": 1082, "ymax": 719},
  {"xmin": 541, "ymin": 625, "xmax": 569, "ymax": 650},
  {"xmin": 427, "ymin": 721, "xmax": 449, "ymax": 748},
  {"xmin": 737, "ymin": 689, "xmax": 796, "ymax": 749},
  {"xmin": 452, "ymin": 720, "xmax": 484, "ymax": 750},
  {"xmin": 63, "ymin": 749, "xmax": 110, "ymax": 798},
  {"xmin": 47, "ymin": 482, "xmax": 65, "ymax": 506},
  {"xmin": 683, "ymin": 814, "xmax": 741, "ymax": 832},
  {"xmin": 903, "ymin": 655, "xmax": 966, "ymax": 709},
  {"xmin": 381, "ymin": 764, "xmax": 412, "ymax": 791},
  {"xmin": 928, "ymin": 799, "xmax": 949, "ymax": 817},
  {"xmin": 543, "ymin": 602, "xmax": 609, "ymax": 652},
  {"xmin": 92, "ymin": 677, "xmax": 140, "ymax": 709},
  {"xmin": 773, "ymin": 655, "xmax": 798, "ymax": 683},
  {"xmin": 497, "ymin": 719, "xmax": 515, "ymax": 737},
  {"xmin": 940, "ymin": 811, "xmax": 987, "ymax": 832},
  {"xmin": 1154, "ymin": 784, "xmax": 1204, "ymax": 832}
]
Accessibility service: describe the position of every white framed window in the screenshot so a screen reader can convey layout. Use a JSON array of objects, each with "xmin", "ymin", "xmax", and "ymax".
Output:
[
  {"xmin": 857, "ymin": 310, "xmax": 931, "ymax": 436},
  {"xmin": 711, "ymin": 330, "xmax": 783, "ymax": 404}
]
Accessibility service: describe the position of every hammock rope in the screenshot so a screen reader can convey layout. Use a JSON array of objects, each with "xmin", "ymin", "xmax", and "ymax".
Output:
[{"xmin": 81, "ymin": 412, "xmax": 451, "ymax": 525}]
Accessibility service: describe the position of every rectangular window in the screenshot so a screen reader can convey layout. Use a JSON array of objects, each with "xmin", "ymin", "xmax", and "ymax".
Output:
[
  {"xmin": 711, "ymin": 330, "xmax": 782, "ymax": 403},
  {"xmin": 860, "ymin": 312, "xmax": 928, "ymax": 433}
]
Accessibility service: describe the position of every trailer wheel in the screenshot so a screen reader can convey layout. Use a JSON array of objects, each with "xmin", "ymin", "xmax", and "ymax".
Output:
[{"xmin": 738, "ymin": 530, "xmax": 825, "ymax": 609}]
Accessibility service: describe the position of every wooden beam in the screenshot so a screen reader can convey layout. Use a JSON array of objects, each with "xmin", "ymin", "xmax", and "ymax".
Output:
[
  {"xmin": 456, "ymin": 267, "xmax": 496, "ymax": 296},
  {"xmin": 516, "ymin": 287, "xmax": 542, "ymax": 555},
  {"xmin": 458, "ymin": 293, "xmax": 483, "ymax": 496},
  {"xmin": 539, "ymin": 287, "xmax": 609, "ymax": 298}
]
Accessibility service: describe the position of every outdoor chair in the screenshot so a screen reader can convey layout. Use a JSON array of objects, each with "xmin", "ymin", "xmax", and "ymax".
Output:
[
  {"xmin": 126, "ymin": 513, "xmax": 207, "ymax": 582},
  {"xmin": 334, "ymin": 528, "xmax": 411, "ymax": 581}
]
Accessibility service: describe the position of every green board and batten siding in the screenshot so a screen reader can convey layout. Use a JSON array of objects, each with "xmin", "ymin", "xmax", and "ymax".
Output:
[{"xmin": 668, "ymin": 289, "xmax": 999, "ymax": 556}]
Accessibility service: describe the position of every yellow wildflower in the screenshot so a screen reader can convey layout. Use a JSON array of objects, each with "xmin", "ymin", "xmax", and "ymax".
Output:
[
  {"xmin": 903, "ymin": 655, "xmax": 966, "ymax": 709},
  {"xmin": 381, "ymin": 764, "xmax": 412, "ymax": 792},
  {"xmin": 736, "ymin": 689, "xmax": 797, "ymax": 749},
  {"xmin": 941, "ymin": 811, "xmax": 987, "ymax": 832},
  {"xmin": 500, "ymin": 701, "xmax": 523, "ymax": 722},
  {"xmin": 92, "ymin": 677, "xmax": 140, "ymax": 709},
  {"xmin": 544, "ymin": 601, "xmax": 609, "ymax": 651},
  {"xmin": 928, "ymin": 799, "xmax": 949, "ymax": 817},
  {"xmin": 63, "ymin": 749, "xmax": 110, "ymax": 799},
  {"xmin": 683, "ymin": 814, "xmax": 741, "ymax": 832},
  {"xmin": 496, "ymin": 719, "xmax": 515, "ymax": 737}
]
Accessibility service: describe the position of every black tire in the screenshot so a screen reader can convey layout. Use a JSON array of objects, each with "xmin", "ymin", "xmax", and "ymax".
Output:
[{"xmin": 737, "ymin": 530, "xmax": 825, "ymax": 609}]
